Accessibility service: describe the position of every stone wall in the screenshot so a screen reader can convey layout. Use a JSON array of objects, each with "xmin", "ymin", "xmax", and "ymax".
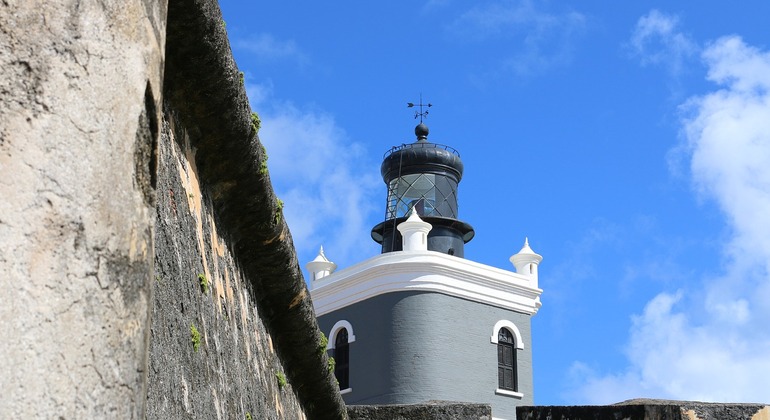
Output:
[
  {"xmin": 517, "ymin": 400, "xmax": 770, "ymax": 420},
  {"xmin": 348, "ymin": 402, "xmax": 492, "ymax": 420},
  {"xmin": 1, "ymin": 0, "xmax": 346, "ymax": 418},
  {"xmin": 1, "ymin": 0, "xmax": 165, "ymax": 417},
  {"xmin": 145, "ymin": 110, "xmax": 305, "ymax": 419},
  {"xmin": 158, "ymin": 0, "xmax": 346, "ymax": 417}
]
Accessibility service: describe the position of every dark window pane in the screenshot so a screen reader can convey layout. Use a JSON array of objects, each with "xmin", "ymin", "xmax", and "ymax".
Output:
[
  {"xmin": 497, "ymin": 329, "xmax": 517, "ymax": 392},
  {"xmin": 504, "ymin": 368, "xmax": 513, "ymax": 389},
  {"xmin": 498, "ymin": 328, "xmax": 514, "ymax": 344},
  {"xmin": 334, "ymin": 328, "xmax": 350, "ymax": 389},
  {"xmin": 503, "ymin": 346, "xmax": 513, "ymax": 366}
]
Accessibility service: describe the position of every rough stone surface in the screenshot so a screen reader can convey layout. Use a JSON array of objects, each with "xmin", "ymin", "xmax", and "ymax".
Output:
[
  {"xmin": 157, "ymin": 0, "xmax": 346, "ymax": 418},
  {"xmin": 617, "ymin": 399, "xmax": 770, "ymax": 420},
  {"xmin": 0, "ymin": 0, "xmax": 165, "ymax": 418},
  {"xmin": 2, "ymin": 0, "xmax": 345, "ymax": 418},
  {"xmin": 517, "ymin": 401, "xmax": 770, "ymax": 420},
  {"xmin": 348, "ymin": 402, "xmax": 492, "ymax": 420},
  {"xmin": 146, "ymin": 112, "xmax": 305, "ymax": 419}
]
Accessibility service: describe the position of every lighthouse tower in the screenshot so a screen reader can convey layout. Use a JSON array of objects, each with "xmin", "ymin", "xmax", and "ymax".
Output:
[
  {"xmin": 371, "ymin": 122, "xmax": 474, "ymax": 257},
  {"xmin": 309, "ymin": 120, "xmax": 543, "ymax": 420}
]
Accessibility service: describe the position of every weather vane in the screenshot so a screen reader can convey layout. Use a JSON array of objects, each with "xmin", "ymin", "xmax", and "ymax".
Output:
[{"xmin": 407, "ymin": 94, "xmax": 432, "ymax": 123}]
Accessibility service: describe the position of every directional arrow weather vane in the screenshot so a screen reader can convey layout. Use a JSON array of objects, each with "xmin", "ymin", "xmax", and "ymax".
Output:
[{"xmin": 407, "ymin": 94, "xmax": 432, "ymax": 123}]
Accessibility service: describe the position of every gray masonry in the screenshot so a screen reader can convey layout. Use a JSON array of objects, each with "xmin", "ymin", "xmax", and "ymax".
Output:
[
  {"xmin": 1, "ymin": 0, "xmax": 345, "ymax": 418},
  {"xmin": 518, "ymin": 399, "xmax": 770, "ymax": 420},
  {"xmin": 319, "ymin": 290, "xmax": 534, "ymax": 420}
]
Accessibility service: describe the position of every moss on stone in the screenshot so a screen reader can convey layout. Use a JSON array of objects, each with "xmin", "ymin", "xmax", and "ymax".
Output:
[
  {"xmin": 276, "ymin": 371, "xmax": 287, "ymax": 389},
  {"xmin": 198, "ymin": 273, "xmax": 209, "ymax": 294},
  {"xmin": 190, "ymin": 324, "xmax": 201, "ymax": 352}
]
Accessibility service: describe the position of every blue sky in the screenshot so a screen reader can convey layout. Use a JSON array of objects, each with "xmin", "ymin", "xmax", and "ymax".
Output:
[{"xmin": 219, "ymin": 1, "xmax": 770, "ymax": 405}]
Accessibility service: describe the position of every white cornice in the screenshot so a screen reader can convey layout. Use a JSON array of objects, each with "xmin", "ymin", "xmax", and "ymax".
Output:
[{"xmin": 310, "ymin": 251, "xmax": 542, "ymax": 317}]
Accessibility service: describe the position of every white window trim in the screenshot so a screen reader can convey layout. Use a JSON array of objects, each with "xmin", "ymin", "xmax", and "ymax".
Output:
[
  {"xmin": 490, "ymin": 320, "xmax": 524, "ymax": 349},
  {"xmin": 329, "ymin": 321, "xmax": 354, "ymax": 393},
  {"xmin": 495, "ymin": 388, "xmax": 523, "ymax": 399},
  {"xmin": 328, "ymin": 320, "xmax": 356, "ymax": 350}
]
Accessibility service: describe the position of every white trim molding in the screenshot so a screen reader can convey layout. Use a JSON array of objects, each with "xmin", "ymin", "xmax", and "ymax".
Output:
[
  {"xmin": 311, "ymin": 250, "xmax": 542, "ymax": 317},
  {"xmin": 490, "ymin": 320, "xmax": 524, "ymax": 350},
  {"xmin": 340, "ymin": 387, "xmax": 352, "ymax": 395},
  {"xmin": 495, "ymin": 388, "xmax": 523, "ymax": 399},
  {"xmin": 327, "ymin": 320, "xmax": 356, "ymax": 350}
]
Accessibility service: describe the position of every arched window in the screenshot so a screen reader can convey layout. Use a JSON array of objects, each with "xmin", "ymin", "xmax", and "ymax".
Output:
[
  {"xmin": 497, "ymin": 328, "xmax": 517, "ymax": 392},
  {"xmin": 334, "ymin": 328, "xmax": 350, "ymax": 390},
  {"xmin": 491, "ymin": 320, "xmax": 523, "ymax": 398}
]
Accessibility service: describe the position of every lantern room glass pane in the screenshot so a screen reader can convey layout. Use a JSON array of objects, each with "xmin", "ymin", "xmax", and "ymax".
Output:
[{"xmin": 385, "ymin": 174, "xmax": 458, "ymax": 219}]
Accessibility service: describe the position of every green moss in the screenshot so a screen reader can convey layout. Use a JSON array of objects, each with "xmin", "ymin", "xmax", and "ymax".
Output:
[
  {"xmin": 239, "ymin": 71, "xmax": 245, "ymax": 85},
  {"xmin": 221, "ymin": 20, "xmax": 227, "ymax": 28},
  {"xmin": 190, "ymin": 324, "xmax": 201, "ymax": 352},
  {"xmin": 259, "ymin": 160, "xmax": 268, "ymax": 176},
  {"xmin": 327, "ymin": 356, "xmax": 336, "ymax": 373},
  {"xmin": 251, "ymin": 112, "xmax": 261, "ymax": 134},
  {"xmin": 258, "ymin": 144, "xmax": 268, "ymax": 176},
  {"xmin": 274, "ymin": 198, "xmax": 284, "ymax": 225},
  {"xmin": 276, "ymin": 371, "xmax": 287, "ymax": 389},
  {"xmin": 198, "ymin": 273, "xmax": 209, "ymax": 294},
  {"xmin": 245, "ymin": 413, "xmax": 252, "ymax": 420},
  {"xmin": 318, "ymin": 332, "xmax": 328, "ymax": 356}
]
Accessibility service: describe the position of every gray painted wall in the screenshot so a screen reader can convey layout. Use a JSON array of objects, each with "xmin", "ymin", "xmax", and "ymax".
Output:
[{"xmin": 319, "ymin": 290, "xmax": 534, "ymax": 420}]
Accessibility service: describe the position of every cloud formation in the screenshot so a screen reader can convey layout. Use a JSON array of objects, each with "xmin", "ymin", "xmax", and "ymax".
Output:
[
  {"xmin": 234, "ymin": 33, "xmax": 309, "ymax": 66},
  {"xmin": 570, "ymin": 35, "xmax": 770, "ymax": 404},
  {"xmin": 627, "ymin": 10, "xmax": 697, "ymax": 76},
  {"xmin": 449, "ymin": 0, "xmax": 586, "ymax": 76},
  {"xmin": 247, "ymin": 82, "xmax": 381, "ymax": 274}
]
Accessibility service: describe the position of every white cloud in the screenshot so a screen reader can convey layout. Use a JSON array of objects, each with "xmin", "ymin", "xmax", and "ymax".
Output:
[
  {"xmin": 247, "ymin": 82, "xmax": 381, "ymax": 274},
  {"xmin": 570, "ymin": 36, "xmax": 770, "ymax": 405},
  {"xmin": 234, "ymin": 33, "xmax": 309, "ymax": 66},
  {"xmin": 627, "ymin": 10, "xmax": 697, "ymax": 76},
  {"xmin": 244, "ymin": 77, "xmax": 273, "ymax": 105},
  {"xmin": 449, "ymin": 0, "xmax": 587, "ymax": 76}
]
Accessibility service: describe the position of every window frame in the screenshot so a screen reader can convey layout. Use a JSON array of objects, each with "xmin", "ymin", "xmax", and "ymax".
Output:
[
  {"xmin": 497, "ymin": 329, "xmax": 517, "ymax": 392},
  {"xmin": 334, "ymin": 329, "xmax": 350, "ymax": 391},
  {"xmin": 490, "ymin": 320, "xmax": 524, "ymax": 399},
  {"xmin": 328, "ymin": 320, "xmax": 355, "ymax": 394}
]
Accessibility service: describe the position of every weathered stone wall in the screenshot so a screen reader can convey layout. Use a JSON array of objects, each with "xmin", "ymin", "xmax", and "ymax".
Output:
[
  {"xmin": 145, "ymin": 110, "xmax": 305, "ymax": 419},
  {"xmin": 157, "ymin": 0, "xmax": 346, "ymax": 418},
  {"xmin": 0, "ymin": 0, "xmax": 165, "ymax": 418},
  {"xmin": 517, "ymin": 400, "xmax": 770, "ymax": 420},
  {"xmin": 347, "ymin": 402, "xmax": 492, "ymax": 420},
  {"xmin": 1, "ymin": 0, "xmax": 346, "ymax": 418}
]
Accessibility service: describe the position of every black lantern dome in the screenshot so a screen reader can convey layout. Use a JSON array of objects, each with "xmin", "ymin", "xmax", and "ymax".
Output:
[{"xmin": 371, "ymin": 123, "xmax": 474, "ymax": 256}]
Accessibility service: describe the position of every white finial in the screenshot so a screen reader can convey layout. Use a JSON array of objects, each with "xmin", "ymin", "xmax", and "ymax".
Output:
[
  {"xmin": 397, "ymin": 209, "xmax": 432, "ymax": 252},
  {"xmin": 306, "ymin": 246, "xmax": 337, "ymax": 285},
  {"xmin": 407, "ymin": 205, "xmax": 422, "ymax": 221},
  {"xmin": 518, "ymin": 237, "xmax": 535, "ymax": 255},
  {"xmin": 510, "ymin": 237, "xmax": 543, "ymax": 286}
]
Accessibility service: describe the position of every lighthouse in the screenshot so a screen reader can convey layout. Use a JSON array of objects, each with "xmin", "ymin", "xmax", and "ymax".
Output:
[
  {"xmin": 309, "ymin": 118, "xmax": 543, "ymax": 420},
  {"xmin": 370, "ymin": 122, "xmax": 475, "ymax": 257}
]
